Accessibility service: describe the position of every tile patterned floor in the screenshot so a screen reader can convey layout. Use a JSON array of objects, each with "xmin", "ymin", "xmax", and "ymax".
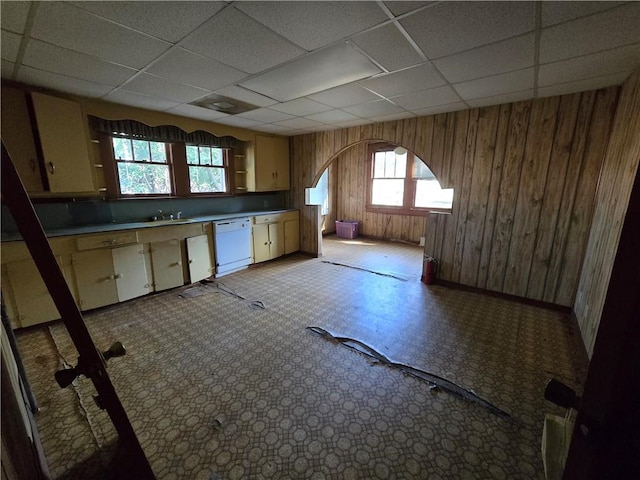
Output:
[{"xmin": 16, "ymin": 235, "xmax": 588, "ymax": 479}]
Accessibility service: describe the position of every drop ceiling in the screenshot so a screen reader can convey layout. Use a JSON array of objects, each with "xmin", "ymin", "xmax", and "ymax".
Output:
[{"xmin": 2, "ymin": 1, "xmax": 639, "ymax": 136}]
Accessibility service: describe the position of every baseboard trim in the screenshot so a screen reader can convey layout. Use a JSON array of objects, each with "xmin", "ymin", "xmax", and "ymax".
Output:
[{"xmin": 435, "ymin": 279, "xmax": 572, "ymax": 314}]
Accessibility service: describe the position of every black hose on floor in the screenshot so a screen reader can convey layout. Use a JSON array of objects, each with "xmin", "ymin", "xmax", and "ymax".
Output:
[{"xmin": 307, "ymin": 326, "xmax": 511, "ymax": 419}]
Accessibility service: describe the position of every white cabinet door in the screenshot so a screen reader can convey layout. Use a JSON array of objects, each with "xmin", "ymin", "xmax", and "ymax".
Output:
[
  {"xmin": 73, "ymin": 249, "xmax": 119, "ymax": 311},
  {"xmin": 112, "ymin": 244, "xmax": 149, "ymax": 301},
  {"xmin": 31, "ymin": 92, "xmax": 94, "ymax": 193},
  {"xmin": 186, "ymin": 235, "xmax": 212, "ymax": 283},
  {"xmin": 150, "ymin": 240, "xmax": 184, "ymax": 291},
  {"xmin": 3, "ymin": 257, "xmax": 66, "ymax": 327},
  {"xmin": 284, "ymin": 219, "xmax": 300, "ymax": 254}
]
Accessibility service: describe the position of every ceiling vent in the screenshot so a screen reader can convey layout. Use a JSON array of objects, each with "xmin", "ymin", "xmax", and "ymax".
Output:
[{"xmin": 190, "ymin": 94, "xmax": 260, "ymax": 115}]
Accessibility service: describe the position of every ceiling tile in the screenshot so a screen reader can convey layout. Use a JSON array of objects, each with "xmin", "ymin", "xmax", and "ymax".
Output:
[
  {"xmin": 539, "ymin": 44, "xmax": 640, "ymax": 87},
  {"xmin": 465, "ymin": 89, "xmax": 534, "ymax": 108},
  {"xmin": 31, "ymin": 2, "xmax": 171, "ymax": 69},
  {"xmin": 391, "ymin": 85, "xmax": 461, "ymax": 110},
  {"xmin": 369, "ymin": 111, "xmax": 416, "ymax": 123},
  {"xmin": 305, "ymin": 109, "xmax": 361, "ymax": 124},
  {"xmin": 540, "ymin": 3, "xmax": 640, "ymax": 63},
  {"xmin": 412, "ymin": 102, "xmax": 468, "ymax": 117},
  {"xmin": 235, "ymin": 1, "xmax": 388, "ymax": 51},
  {"xmin": 212, "ymin": 85, "xmax": 278, "ymax": 108},
  {"xmin": 343, "ymin": 99, "xmax": 404, "ymax": 117},
  {"xmin": 400, "ymin": 1, "xmax": 535, "ymax": 59},
  {"xmin": 537, "ymin": 72, "xmax": 630, "ymax": 98},
  {"xmin": 301, "ymin": 124, "xmax": 337, "ymax": 133},
  {"xmin": 274, "ymin": 118, "xmax": 324, "ymax": 129},
  {"xmin": 69, "ymin": 1, "xmax": 226, "ymax": 43},
  {"xmin": 269, "ymin": 98, "xmax": 333, "ymax": 116},
  {"xmin": 307, "ymin": 83, "xmax": 382, "ymax": 108},
  {"xmin": 252, "ymin": 123, "xmax": 295, "ymax": 134},
  {"xmin": 541, "ymin": 1, "xmax": 625, "ymax": 27},
  {"xmin": 181, "ymin": 7, "xmax": 304, "ymax": 74},
  {"xmin": 147, "ymin": 48, "xmax": 247, "ymax": 91},
  {"xmin": 122, "ymin": 73, "xmax": 210, "ymax": 103},
  {"xmin": 1, "ymin": 1, "xmax": 30, "ymax": 34},
  {"xmin": 165, "ymin": 104, "xmax": 230, "ymax": 121},
  {"xmin": 214, "ymin": 115, "xmax": 264, "ymax": 128},
  {"xmin": 333, "ymin": 118, "xmax": 372, "ymax": 128},
  {"xmin": 434, "ymin": 33, "xmax": 535, "ymax": 84},
  {"xmin": 384, "ymin": 1, "xmax": 434, "ymax": 17},
  {"xmin": 236, "ymin": 108, "xmax": 294, "ymax": 123},
  {"xmin": 17, "ymin": 66, "xmax": 114, "ymax": 98},
  {"xmin": 23, "ymin": 40, "xmax": 138, "ymax": 87},
  {"xmin": 360, "ymin": 63, "xmax": 445, "ymax": 98},
  {"xmin": 453, "ymin": 68, "xmax": 534, "ymax": 101},
  {"xmin": 1, "ymin": 31, "xmax": 21, "ymax": 62},
  {"xmin": 1, "ymin": 60, "xmax": 15, "ymax": 79},
  {"xmin": 103, "ymin": 89, "xmax": 181, "ymax": 111},
  {"xmin": 350, "ymin": 23, "xmax": 424, "ymax": 72}
]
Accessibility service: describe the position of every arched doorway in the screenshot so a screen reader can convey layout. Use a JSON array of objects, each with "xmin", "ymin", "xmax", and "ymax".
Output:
[{"xmin": 305, "ymin": 140, "xmax": 452, "ymax": 263}]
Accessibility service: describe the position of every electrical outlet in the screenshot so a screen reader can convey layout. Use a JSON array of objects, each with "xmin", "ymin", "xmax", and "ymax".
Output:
[
  {"xmin": 263, "ymin": 200, "xmax": 268, "ymax": 208},
  {"xmin": 419, "ymin": 236, "xmax": 425, "ymax": 246}
]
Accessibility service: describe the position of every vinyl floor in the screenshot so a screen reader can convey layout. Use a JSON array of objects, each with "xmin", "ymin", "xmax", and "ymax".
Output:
[{"xmin": 16, "ymin": 235, "xmax": 588, "ymax": 479}]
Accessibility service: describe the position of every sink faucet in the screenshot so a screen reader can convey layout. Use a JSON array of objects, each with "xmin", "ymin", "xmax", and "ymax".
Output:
[{"xmin": 176, "ymin": 211, "xmax": 182, "ymax": 219}]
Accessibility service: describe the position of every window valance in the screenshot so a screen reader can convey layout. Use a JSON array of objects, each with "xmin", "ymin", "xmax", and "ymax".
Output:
[{"xmin": 89, "ymin": 116, "xmax": 238, "ymax": 148}]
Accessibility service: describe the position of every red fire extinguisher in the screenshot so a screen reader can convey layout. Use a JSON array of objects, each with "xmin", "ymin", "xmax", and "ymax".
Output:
[{"xmin": 422, "ymin": 256, "xmax": 437, "ymax": 285}]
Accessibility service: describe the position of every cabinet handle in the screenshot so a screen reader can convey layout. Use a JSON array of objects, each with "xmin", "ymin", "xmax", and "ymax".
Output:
[
  {"xmin": 264, "ymin": 242, "xmax": 268, "ymax": 245},
  {"xmin": 48, "ymin": 162, "xmax": 55, "ymax": 174}
]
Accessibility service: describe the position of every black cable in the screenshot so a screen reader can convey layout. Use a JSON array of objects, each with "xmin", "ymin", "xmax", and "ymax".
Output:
[{"xmin": 307, "ymin": 326, "xmax": 511, "ymax": 419}]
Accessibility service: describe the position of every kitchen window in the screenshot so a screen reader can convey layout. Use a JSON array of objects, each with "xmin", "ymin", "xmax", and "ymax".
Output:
[
  {"xmin": 112, "ymin": 137, "xmax": 172, "ymax": 195},
  {"xmin": 366, "ymin": 143, "xmax": 453, "ymax": 215},
  {"xmin": 186, "ymin": 145, "xmax": 229, "ymax": 194}
]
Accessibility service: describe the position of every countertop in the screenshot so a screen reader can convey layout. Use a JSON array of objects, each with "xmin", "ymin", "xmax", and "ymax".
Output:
[{"xmin": 1, "ymin": 209, "xmax": 297, "ymax": 242}]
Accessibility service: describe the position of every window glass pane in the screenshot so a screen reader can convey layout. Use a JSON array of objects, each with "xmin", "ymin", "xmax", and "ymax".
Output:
[
  {"xmin": 373, "ymin": 153, "xmax": 385, "ymax": 178},
  {"xmin": 189, "ymin": 166, "xmax": 226, "ymax": 193},
  {"xmin": 414, "ymin": 180, "xmax": 454, "ymax": 209},
  {"xmin": 132, "ymin": 140, "xmax": 151, "ymax": 162},
  {"xmin": 412, "ymin": 158, "xmax": 435, "ymax": 179},
  {"xmin": 395, "ymin": 152, "xmax": 407, "ymax": 178},
  {"xmin": 384, "ymin": 151, "xmax": 395, "ymax": 177},
  {"xmin": 112, "ymin": 138, "xmax": 132, "ymax": 160},
  {"xmin": 149, "ymin": 141, "xmax": 167, "ymax": 163},
  {"xmin": 199, "ymin": 146, "xmax": 212, "ymax": 165},
  {"xmin": 211, "ymin": 148, "xmax": 224, "ymax": 166},
  {"xmin": 117, "ymin": 163, "xmax": 171, "ymax": 194},
  {"xmin": 186, "ymin": 145, "xmax": 199, "ymax": 165},
  {"xmin": 372, "ymin": 178, "xmax": 404, "ymax": 206}
]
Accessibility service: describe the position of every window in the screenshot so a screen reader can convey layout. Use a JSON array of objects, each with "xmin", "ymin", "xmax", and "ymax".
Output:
[
  {"xmin": 367, "ymin": 144, "xmax": 453, "ymax": 214},
  {"xmin": 112, "ymin": 137, "xmax": 172, "ymax": 195},
  {"xmin": 186, "ymin": 145, "xmax": 228, "ymax": 194}
]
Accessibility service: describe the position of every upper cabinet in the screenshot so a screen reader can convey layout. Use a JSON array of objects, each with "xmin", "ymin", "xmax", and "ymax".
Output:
[
  {"xmin": 31, "ymin": 92, "xmax": 95, "ymax": 193},
  {"xmin": 245, "ymin": 134, "xmax": 290, "ymax": 192},
  {"xmin": 1, "ymin": 87, "xmax": 95, "ymax": 195},
  {"xmin": 1, "ymin": 86, "xmax": 43, "ymax": 193}
]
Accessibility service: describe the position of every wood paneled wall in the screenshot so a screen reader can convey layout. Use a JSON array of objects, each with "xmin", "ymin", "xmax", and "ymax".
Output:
[
  {"xmin": 291, "ymin": 87, "xmax": 620, "ymax": 307},
  {"xmin": 574, "ymin": 71, "xmax": 640, "ymax": 357}
]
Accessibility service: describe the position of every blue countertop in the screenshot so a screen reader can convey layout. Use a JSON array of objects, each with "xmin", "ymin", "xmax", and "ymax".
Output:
[{"xmin": 1, "ymin": 209, "xmax": 296, "ymax": 242}]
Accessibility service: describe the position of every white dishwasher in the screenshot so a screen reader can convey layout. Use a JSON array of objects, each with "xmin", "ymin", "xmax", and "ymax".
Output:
[{"xmin": 213, "ymin": 218, "xmax": 252, "ymax": 277}]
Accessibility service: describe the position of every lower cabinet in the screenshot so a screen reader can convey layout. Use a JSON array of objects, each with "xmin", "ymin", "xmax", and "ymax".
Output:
[
  {"xmin": 2, "ymin": 257, "xmax": 68, "ymax": 328},
  {"xmin": 284, "ymin": 218, "xmax": 300, "ymax": 254},
  {"xmin": 73, "ymin": 244, "xmax": 149, "ymax": 311},
  {"xmin": 186, "ymin": 235, "xmax": 213, "ymax": 283},
  {"xmin": 252, "ymin": 222, "xmax": 283, "ymax": 263},
  {"xmin": 149, "ymin": 239, "xmax": 184, "ymax": 291}
]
